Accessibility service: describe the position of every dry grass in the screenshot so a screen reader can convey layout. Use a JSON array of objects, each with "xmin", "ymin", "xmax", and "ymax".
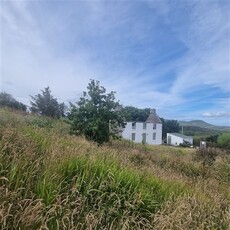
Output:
[{"xmin": 0, "ymin": 108, "xmax": 229, "ymax": 229}]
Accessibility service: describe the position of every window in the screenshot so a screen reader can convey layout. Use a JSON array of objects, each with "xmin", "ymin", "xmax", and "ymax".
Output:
[
  {"xmin": 132, "ymin": 122, "xmax": 136, "ymax": 129},
  {"xmin": 131, "ymin": 133, "xmax": 135, "ymax": 141},
  {"xmin": 153, "ymin": 133, "xmax": 156, "ymax": 140},
  {"xmin": 143, "ymin": 123, "xmax": 146, "ymax": 129},
  {"xmin": 153, "ymin": 123, "xmax": 156, "ymax": 129}
]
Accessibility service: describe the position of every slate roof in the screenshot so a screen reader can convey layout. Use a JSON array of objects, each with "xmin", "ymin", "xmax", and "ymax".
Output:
[{"xmin": 145, "ymin": 109, "xmax": 162, "ymax": 124}]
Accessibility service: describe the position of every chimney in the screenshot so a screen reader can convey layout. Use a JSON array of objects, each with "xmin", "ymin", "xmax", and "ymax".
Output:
[{"xmin": 150, "ymin": 108, "xmax": 156, "ymax": 114}]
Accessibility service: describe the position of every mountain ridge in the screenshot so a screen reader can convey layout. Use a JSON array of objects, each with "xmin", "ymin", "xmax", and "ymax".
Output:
[{"xmin": 179, "ymin": 120, "xmax": 230, "ymax": 132}]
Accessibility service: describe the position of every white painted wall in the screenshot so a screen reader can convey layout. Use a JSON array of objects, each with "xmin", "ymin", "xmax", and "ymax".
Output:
[
  {"xmin": 167, "ymin": 133, "xmax": 193, "ymax": 146},
  {"xmin": 167, "ymin": 134, "xmax": 183, "ymax": 146},
  {"xmin": 122, "ymin": 122, "xmax": 162, "ymax": 145}
]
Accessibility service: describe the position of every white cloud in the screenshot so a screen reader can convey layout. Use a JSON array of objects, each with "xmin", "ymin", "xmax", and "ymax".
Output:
[
  {"xmin": 169, "ymin": 1, "xmax": 230, "ymax": 95},
  {"xmin": 1, "ymin": 1, "xmax": 94, "ymax": 104},
  {"xmin": 202, "ymin": 112, "xmax": 230, "ymax": 118},
  {"xmin": 1, "ymin": 0, "xmax": 229, "ymax": 125}
]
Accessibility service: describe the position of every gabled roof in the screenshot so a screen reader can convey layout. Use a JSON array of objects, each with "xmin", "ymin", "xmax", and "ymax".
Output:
[
  {"xmin": 168, "ymin": 133, "xmax": 193, "ymax": 139},
  {"xmin": 145, "ymin": 109, "xmax": 162, "ymax": 124}
]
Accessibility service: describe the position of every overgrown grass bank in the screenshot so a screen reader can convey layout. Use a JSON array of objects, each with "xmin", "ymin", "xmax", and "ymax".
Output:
[{"xmin": 0, "ymin": 108, "xmax": 229, "ymax": 229}]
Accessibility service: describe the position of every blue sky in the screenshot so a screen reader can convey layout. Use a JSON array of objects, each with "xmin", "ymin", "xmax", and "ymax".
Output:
[{"xmin": 1, "ymin": 0, "xmax": 230, "ymax": 126}]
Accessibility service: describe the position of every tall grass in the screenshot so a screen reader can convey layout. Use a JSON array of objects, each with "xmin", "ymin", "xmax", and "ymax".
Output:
[{"xmin": 0, "ymin": 108, "xmax": 229, "ymax": 229}]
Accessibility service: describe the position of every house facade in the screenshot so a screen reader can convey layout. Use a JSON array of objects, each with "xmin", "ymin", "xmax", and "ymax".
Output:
[
  {"xmin": 167, "ymin": 133, "xmax": 193, "ymax": 146},
  {"xmin": 122, "ymin": 109, "xmax": 162, "ymax": 145}
]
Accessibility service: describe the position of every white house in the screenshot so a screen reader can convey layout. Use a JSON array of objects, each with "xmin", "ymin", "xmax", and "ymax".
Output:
[
  {"xmin": 167, "ymin": 133, "xmax": 193, "ymax": 146},
  {"xmin": 122, "ymin": 109, "xmax": 162, "ymax": 145}
]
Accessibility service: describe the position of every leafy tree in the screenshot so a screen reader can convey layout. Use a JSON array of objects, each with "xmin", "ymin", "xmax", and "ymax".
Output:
[
  {"xmin": 121, "ymin": 106, "xmax": 150, "ymax": 122},
  {"xmin": 218, "ymin": 133, "xmax": 230, "ymax": 149},
  {"xmin": 30, "ymin": 87, "xmax": 66, "ymax": 118},
  {"xmin": 69, "ymin": 79, "xmax": 125, "ymax": 145},
  {"xmin": 0, "ymin": 92, "xmax": 27, "ymax": 111},
  {"xmin": 160, "ymin": 118, "xmax": 180, "ymax": 139},
  {"xmin": 58, "ymin": 102, "xmax": 67, "ymax": 118},
  {"xmin": 206, "ymin": 134, "xmax": 219, "ymax": 146}
]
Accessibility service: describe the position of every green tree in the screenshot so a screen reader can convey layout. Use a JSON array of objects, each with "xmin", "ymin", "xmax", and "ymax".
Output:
[
  {"xmin": 0, "ymin": 92, "xmax": 27, "ymax": 111},
  {"xmin": 30, "ymin": 87, "xmax": 66, "ymax": 118},
  {"xmin": 160, "ymin": 118, "xmax": 180, "ymax": 139},
  {"xmin": 69, "ymin": 79, "xmax": 125, "ymax": 145},
  {"xmin": 218, "ymin": 133, "xmax": 230, "ymax": 149},
  {"xmin": 121, "ymin": 106, "xmax": 150, "ymax": 122}
]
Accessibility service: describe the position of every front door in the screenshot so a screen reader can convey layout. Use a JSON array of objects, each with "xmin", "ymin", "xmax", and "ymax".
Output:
[
  {"xmin": 142, "ymin": 133, "xmax": 146, "ymax": 144},
  {"xmin": 168, "ymin": 135, "xmax": 171, "ymax": 145}
]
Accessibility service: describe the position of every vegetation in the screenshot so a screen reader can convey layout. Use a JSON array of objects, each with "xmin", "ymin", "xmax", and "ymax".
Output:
[
  {"xmin": 178, "ymin": 122, "xmax": 230, "ymax": 148},
  {"xmin": 179, "ymin": 120, "xmax": 230, "ymax": 132},
  {"xmin": 218, "ymin": 132, "xmax": 230, "ymax": 149},
  {"xmin": 0, "ymin": 92, "xmax": 27, "ymax": 111},
  {"xmin": 179, "ymin": 120, "xmax": 230, "ymax": 145},
  {"xmin": 160, "ymin": 118, "xmax": 180, "ymax": 139},
  {"xmin": 0, "ymin": 82, "xmax": 183, "ymax": 145},
  {"xmin": 121, "ymin": 106, "xmax": 150, "ymax": 122},
  {"xmin": 0, "ymin": 108, "xmax": 230, "ymax": 229},
  {"xmin": 30, "ymin": 87, "xmax": 66, "ymax": 118},
  {"xmin": 69, "ymin": 79, "xmax": 124, "ymax": 145}
]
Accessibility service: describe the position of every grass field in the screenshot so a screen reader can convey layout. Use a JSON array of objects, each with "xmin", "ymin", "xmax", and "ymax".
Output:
[{"xmin": 0, "ymin": 108, "xmax": 229, "ymax": 229}]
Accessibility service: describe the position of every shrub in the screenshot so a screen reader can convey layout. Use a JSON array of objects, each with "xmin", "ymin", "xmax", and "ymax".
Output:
[
  {"xmin": 179, "ymin": 140, "xmax": 192, "ymax": 147},
  {"xmin": 218, "ymin": 133, "xmax": 230, "ymax": 149}
]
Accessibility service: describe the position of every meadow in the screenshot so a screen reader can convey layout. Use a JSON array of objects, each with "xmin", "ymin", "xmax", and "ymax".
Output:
[{"xmin": 0, "ymin": 108, "xmax": 229, "ymax": 229}]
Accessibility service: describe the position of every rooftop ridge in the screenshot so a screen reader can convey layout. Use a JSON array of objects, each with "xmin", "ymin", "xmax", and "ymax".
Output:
[{"xmin": 145, "ymin": 108, "xmax": 162, "ymax": 124}]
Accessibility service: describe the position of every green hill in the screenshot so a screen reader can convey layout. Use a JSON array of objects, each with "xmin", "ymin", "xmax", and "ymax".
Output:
[
  {"xmin": 179, "ymin": 120, "xmax": 230, "ymax": 131},
  {"xmin": 178, "ymin": 120, "xmax": 230, "ymax": 138},
  {"xmin": 0, "ymin": 108, "xmax": 229, "ymax": 229}
]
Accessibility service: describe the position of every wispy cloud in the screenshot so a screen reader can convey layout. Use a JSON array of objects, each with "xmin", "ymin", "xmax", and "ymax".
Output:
[
  {"xmin": 202, "ymin": 112, "xmax": 230, "ymax": 118},
  {"xmin": 1, "ymin": 0, "xmax": 229, "ymax": 125},
  {"xmin": 169, "ymin": 1, "xmax": 229, "ymax": 94},
  {"xmin": 1, "ymin": 1, "xmax": 94, "ymax": 103}
]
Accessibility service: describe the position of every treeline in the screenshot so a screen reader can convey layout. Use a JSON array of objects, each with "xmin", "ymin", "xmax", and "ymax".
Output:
[
  {"xmin": 0, "ymin": 92, "xmax": 27, "ymax": 111},
  {"xmin": 0, "ymin": 88, "xmax": 66, "ymax": 118}
]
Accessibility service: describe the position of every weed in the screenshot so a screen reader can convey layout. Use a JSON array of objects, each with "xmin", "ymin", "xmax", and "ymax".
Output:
[
  {"xmin": 0, "ymin": 108, "xmax": 229, "ymax": 229},
  {"xmin": 194, "ymin": 147, "xmax": 218, "ymax": 166}
]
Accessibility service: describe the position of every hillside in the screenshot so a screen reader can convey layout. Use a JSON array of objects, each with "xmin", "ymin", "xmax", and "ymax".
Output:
[
  {"xmin": 179, "ymin": 120, "xmax": 230, "ymax": 131},
  {"xmin": 0, "ymin": 108, "xmax": 230, "ymax": 229}
]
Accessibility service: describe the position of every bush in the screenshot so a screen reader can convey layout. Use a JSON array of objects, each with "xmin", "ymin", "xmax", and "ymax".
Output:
[
  {"xmin": 179, "ymin": 140, "xmax": 192, "ymax": 148},
  {"xmin": 218, "ymin": 133, "xmax": 230, "ymax": 149}
]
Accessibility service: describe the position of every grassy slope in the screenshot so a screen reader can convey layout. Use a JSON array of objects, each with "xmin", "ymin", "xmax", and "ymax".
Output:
[{"xmin": 0, "ymin": 108, "xmax": 230, "ymax": 229}]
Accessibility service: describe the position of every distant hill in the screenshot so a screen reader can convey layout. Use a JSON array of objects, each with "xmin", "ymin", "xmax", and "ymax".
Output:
[
  {"xmin": 179, "ymin": 120, "xmax": 230, "ymax": 134},
  {"xmin": 179, "ymin": 120, "xmax": 230, "ymax": 131}
]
